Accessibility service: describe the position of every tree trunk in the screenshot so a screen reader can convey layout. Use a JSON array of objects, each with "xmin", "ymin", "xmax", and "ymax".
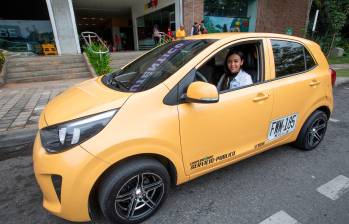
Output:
[{"xmin": 327, "ymin": 32, "xmax": 336, "ymax": 58}]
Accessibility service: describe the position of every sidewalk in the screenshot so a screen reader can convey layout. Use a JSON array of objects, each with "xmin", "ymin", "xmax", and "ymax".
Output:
[
  {"xmin": 336, "ymin": 77, "xmax": 349, "ymax": 86},
  {"xmin": 330, "ymin": 64, "xmax": 349, "ymax": 70},
  {"xmin": 0, "ymin": 78, "xmax": 88, "ymax": 150}
]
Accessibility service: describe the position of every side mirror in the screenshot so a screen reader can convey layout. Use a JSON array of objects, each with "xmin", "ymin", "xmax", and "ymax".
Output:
[{"xmin": 185, "ymin": 81, "xmax": 219, "ymax": 103}]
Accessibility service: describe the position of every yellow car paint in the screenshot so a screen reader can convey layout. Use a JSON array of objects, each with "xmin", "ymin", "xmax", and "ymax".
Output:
[
  {"xmin": 33, "ymin": 33, "xmax": 333, "ymax": 222},
  {"xmin": 186, "ymin": 81, "xmax": 219, "ymax": 102}
]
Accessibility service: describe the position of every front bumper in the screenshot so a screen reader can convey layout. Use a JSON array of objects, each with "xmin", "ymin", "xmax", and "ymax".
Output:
[{"xmin": 33, "ymin": 132, "xmax": 109, "ymax": 222}]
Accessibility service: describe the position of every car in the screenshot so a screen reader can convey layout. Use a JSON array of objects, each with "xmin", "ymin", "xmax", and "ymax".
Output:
[{"xmin": 33, "ymin": 33, "xmax": 336, "ymax": 224}]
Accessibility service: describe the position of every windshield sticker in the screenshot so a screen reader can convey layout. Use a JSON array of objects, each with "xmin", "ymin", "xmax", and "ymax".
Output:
[
  {"xmin": 268, "ymin": 113, "xmax": 298, "ymax": 141},
  {"xmin": 190, "ymin": 151, "xmax": 236, "ymax": 170},
  {"xmin": 129, "ymin": 41, "xmax": 192, "ymax": 91}
]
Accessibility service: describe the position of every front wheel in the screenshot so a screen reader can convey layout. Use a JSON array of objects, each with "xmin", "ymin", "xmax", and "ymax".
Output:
[
  {"xmin": 98, "ymin": 157, "xmax": 170, "ymax": 224},
  {"xmin": 294, "ymin": 110, "xmax": 328, "ymax": 150}
]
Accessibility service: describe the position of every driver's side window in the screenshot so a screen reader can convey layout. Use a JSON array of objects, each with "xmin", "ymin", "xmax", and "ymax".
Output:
[{"xmin": 196, "ymin": 41, "xmax": 263, "ymax": 92}]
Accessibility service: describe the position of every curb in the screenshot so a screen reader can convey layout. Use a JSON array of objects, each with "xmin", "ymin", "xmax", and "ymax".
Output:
[
  {"xmin": 335, "ymin": 77, "xmax": 349, "ymax": 87},
  {"xmin": 0, "ymin": 57, "xmax": 7, "ymax": 87},
  {"xmin": 330, "ymin": 64, "xmax": 349, "ymax": 70},
  {"xmin": 0, "ymin": 127, "xmax": 37, "ymax": 149}
]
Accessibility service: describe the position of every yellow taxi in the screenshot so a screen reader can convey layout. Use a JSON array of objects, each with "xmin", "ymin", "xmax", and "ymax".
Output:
[{"xmin": 33, "ymin": 33, "xmax": 336, "ymax": 223}]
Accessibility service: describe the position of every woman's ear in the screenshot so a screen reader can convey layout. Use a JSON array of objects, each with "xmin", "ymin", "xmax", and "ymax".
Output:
[{"xmin": 241, "ymin": 59, "xmax": 244, "ymax": 66}]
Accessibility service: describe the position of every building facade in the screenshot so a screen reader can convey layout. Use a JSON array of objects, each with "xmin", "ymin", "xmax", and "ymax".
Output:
[{"xmin": 0, "ymin": 0, "xmax": 311, "ymax": 55}]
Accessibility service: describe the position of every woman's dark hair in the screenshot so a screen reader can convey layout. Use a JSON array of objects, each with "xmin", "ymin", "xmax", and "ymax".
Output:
[{"xmin": 224, "ymin": 49, "xmax": 245, "ymax": 75}]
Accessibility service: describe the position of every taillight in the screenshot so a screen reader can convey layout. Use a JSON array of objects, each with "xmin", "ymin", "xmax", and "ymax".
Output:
[{"xmin": 330, "ymin": 68, "xmax": 336, "ymax": 87}]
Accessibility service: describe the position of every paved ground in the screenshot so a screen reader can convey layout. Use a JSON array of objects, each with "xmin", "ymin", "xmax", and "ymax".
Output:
[
  {"xmin": 0, "ymin": 78, "xmax": 88, "ymax": 132},
  {"xmin": 0, "ymin": 83, "xmax": 348, "ymax": 224}
]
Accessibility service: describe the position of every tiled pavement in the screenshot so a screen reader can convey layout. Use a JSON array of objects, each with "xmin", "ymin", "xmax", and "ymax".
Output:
[{"xmin": 0, "ymin": 78, "xmax": 89, "ymax": 133}]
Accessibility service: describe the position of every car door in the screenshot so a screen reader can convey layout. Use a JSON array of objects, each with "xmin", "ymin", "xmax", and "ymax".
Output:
[
  {"xmin": 266, "ymin": 39, "xmax": 325, "ymax": 144},
  {"xmin": 178, "ymin": 39, "xmax": 275, "ymax": 177}
]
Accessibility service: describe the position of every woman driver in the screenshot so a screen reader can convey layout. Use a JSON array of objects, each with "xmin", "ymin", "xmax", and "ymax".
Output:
[{"xmin": 217, "ymin": 50, "xmax": 253, "ymax": 91}]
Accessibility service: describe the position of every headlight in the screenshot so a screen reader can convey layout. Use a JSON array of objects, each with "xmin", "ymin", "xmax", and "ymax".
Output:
[{"xmin": 40, "ymin": 109, "xmax": 117, "ymax": 153}]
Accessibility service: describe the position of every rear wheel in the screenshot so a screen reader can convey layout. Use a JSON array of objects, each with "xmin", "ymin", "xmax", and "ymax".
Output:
[
  {"xmin": 98, "ymin": 157, "xmax": 170, "ymax": 224},
  {"xmin": 294, "ymin": 110, "xmax": 328, "ymax": 150}
]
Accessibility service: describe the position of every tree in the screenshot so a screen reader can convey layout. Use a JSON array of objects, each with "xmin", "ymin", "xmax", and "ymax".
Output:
[
  {"xmin": 308, "ymin": 0, "xmax": 349, "ymax": 56},
  {"xmin": 325, "ymin": 0, "xmax": 349, "ymax": 57}
]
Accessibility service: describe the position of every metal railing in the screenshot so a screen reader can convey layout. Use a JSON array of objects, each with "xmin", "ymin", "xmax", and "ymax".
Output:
[
  {"xmin": 81, "ymin": 31, "xmax": 109, "ymax": 59},
  {"xmin": 158, "ymin": 32, "xmax": 174, "ymax": 45}
]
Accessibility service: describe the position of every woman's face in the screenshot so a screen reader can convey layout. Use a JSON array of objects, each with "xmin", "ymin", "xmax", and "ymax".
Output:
[{"xmin": 227, "ymin": 53, "xmax": 244, "ymax": 74}]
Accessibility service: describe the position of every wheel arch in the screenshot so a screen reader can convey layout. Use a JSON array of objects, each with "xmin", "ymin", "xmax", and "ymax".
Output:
[
  {"xmin": 292, "ymin": 104, "xmax": 331, "ymax": 142},
  {"xmin": 88, "ymin": 153, "xmax": 178, "ymax": 221},
  {"xmin": 316, "ymin": 105, "xmax": 331, "ymax": 119}
]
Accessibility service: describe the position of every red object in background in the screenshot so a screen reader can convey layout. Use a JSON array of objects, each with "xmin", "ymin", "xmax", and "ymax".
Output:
[
  {"xmin": 167, "ymin": 30, "xmax": 174, "ymax": 38},
  {"xmin": 114, "ymin": 34, "xmax": 121, "ymax": 52},
  {"xmin": 152, "ymin": 0, "xmax": 158, "ymax": 7},
  {"xmin": 146, "ymin": 0, "xmax": 158, "ymax": 8},
  {"xmin": 242, "ymin": 20, "xmax": 249, "ymax": 27}
]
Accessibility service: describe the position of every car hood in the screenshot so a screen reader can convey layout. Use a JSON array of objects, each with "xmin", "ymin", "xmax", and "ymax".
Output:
[{"xmin": 43, "ymin": 77, "xmax": 132, "ymax": 126}]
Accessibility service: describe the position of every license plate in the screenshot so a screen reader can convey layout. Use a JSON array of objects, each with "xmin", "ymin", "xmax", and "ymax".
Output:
[{"xmin": 268, "ymin": 113, "xmax": 298, "ymax": 141}]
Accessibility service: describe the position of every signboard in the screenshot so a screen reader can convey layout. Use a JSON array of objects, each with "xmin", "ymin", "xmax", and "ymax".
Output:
[{"xmin": 145, "ymin": 0, "xmax": 158, "ymax": 9}]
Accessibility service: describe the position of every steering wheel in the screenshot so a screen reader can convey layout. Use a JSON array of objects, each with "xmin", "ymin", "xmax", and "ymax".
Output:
[{"xmin": 195, "ymin": 70, "xmax": 208, "ymax": 83}]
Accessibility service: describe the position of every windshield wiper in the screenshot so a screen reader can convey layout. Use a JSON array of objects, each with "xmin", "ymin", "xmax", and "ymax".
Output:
[{"xmin": 108, "ymin": 78, "xmax": 128, "ymax": 91}]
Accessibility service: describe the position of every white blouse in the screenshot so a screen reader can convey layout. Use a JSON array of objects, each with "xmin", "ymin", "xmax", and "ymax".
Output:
[{"xmin": 229, "ymin": 70, "xmax": 253, "ymax": 89}]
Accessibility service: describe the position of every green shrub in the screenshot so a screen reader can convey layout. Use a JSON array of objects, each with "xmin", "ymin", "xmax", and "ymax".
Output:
[
  {"xmin": 0, "ymin": 50, "xmax": 5, "ymax": 73},
  {"xmin": 337, "ymin": 37, "xmax": 349, "ymax": 53},
  {"xmin": 84, "ymin": 42, "xmax": 112, "ymax": 76}
]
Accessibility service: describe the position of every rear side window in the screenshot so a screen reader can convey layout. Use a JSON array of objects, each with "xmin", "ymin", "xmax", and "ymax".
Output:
[{"xmin": 271, "ymin": 40, "xmax": 316, "ymax": 78}]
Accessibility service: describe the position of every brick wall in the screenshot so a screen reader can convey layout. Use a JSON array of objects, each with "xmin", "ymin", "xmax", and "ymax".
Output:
[
  {"xmin": 183, "ymin": 0, "xmax": 204, "ymax": 35},
  {"xmin": 255, "ymin": 0, "xmax": 310, "ymax": 37}
]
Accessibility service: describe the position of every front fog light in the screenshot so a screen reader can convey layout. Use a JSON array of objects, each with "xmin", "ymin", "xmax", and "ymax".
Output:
[{"xmin": 40, "ymin": 109, "xmax": 117, "ymax": 153}]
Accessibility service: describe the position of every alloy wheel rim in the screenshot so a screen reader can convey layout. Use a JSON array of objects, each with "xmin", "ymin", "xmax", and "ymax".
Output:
[
  {"xmin": 307, "ymin": 117, "xmax": 327, "ymax": 147},
  {"xmin": 114, "ymin": 172, "xmax": 165, "ymax": 221}
]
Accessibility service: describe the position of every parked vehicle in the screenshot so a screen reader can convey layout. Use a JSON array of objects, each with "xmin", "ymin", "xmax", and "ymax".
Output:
[{"xmin": 33, "ymin": 33, "xmax": 336, "ymax": 224}]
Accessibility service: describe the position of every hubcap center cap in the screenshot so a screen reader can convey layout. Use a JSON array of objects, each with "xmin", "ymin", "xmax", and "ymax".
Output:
[{"xmin": 135, "ymin": 188, "xmax": 142, "ymax": 197}]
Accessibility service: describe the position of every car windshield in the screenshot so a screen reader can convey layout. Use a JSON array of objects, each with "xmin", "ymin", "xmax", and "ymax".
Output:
[{"xmin": 102, "ymin": 39, "xmax": 216, "ymax": 92}]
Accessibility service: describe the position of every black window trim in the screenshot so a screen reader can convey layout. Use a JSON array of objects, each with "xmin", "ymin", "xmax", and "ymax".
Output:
[
  {"xmin": 218, "ymin": 40, "xmax": 265, "ymax": 94},
  {"xmin": 195, "ymin": 39, "xmax": 266, "ymax": 95},
  {"xmin": 163, "ymin": 37, "xmax": 267, "ymax": 105},
  {"xmin": 270, "ymin": 38, "xmax": 319, "ymax": 81}
]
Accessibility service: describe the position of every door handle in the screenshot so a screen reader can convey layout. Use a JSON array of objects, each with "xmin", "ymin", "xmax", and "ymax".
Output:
[
  {"xmin": 309, "ymin": 80, "xmax": 321, "ymax": 86},
  {"xmin": 253, "ymin": 93, "xmax": 269, "ymax": 102}
]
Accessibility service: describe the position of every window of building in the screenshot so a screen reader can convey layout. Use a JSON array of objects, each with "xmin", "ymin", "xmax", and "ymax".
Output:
[
  {"xmin": 271, "ymin": 40, "xmax": 316, "ymax": 78},
  {"xmin": 137, "ymin": 4, "xmax": 175, "ymax": 50},
  {"xmin": 204, "ymin": 0, "xmax": 248, "ymax": 17}
]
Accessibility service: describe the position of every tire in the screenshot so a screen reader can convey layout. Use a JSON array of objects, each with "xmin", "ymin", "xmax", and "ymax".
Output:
[
  {"xmin": 294, "ymin": 110, "xmax": 328, "ymax": 150},
  {"xmin": 98, "ymin": 157, "xmax": 170, "ymax": 224}
]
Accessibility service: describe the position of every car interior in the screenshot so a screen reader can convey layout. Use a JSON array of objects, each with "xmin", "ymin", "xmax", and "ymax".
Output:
[{"xmin": 196, "ymin": 42, "xmax": 262, "ymax": 91}]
